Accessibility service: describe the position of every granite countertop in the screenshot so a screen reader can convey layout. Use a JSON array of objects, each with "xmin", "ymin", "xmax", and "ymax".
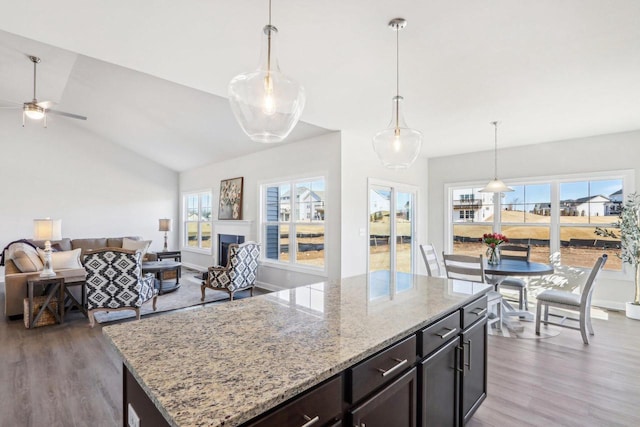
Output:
[{"xmin": 103, "ymin": 273, "xmax": 491, "ymax": 427}]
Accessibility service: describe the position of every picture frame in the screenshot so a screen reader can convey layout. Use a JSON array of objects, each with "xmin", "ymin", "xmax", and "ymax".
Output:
[{"xmin": 218, "ymin": 177, "xmax": 244, "ymax": 220}]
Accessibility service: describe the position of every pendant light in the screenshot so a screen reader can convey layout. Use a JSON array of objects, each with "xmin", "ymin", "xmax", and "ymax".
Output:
[
  {"xmin": 372, "ymin": 18, "xmax": 423, "ymax": 169},
  {"xmin": 228, "ymin": 0, "xmax": 305, "ymax": 143},
  {"xmin": 479, "ymin": 121, "xmax": 513, "ymax": 193}
]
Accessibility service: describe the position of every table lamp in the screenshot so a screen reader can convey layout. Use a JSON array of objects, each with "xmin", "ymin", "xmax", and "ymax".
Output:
[
  {"xmin": 159, "ymin": 218, "xmax": 172, "ymax": 252},
  {"xmin": 33, "ymin": 218, "xmax": 62, "ymax": 277}
]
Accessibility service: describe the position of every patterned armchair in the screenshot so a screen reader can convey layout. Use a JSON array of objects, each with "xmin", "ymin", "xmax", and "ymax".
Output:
[
  {"xmin": 84, "ymin": 248, "xmax": 158, "ymax": 327},
  {"xmin": 202, "ymin": 241, "xmax": 260, "ymax": 301}
]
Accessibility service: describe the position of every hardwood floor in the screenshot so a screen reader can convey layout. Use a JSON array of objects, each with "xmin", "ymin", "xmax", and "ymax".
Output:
[{"xmin": 1, "ymin": 284, "xmax": 639, "ymax": 426}]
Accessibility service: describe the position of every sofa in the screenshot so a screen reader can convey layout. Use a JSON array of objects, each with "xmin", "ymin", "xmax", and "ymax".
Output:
[{"xmin": 3, "ymin": 236, "xmax": 156, "ymax": 319}]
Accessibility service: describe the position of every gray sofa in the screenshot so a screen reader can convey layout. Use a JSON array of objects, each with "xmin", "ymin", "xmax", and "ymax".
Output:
[{"xmin": 3, "ymin": 236, "xmax": 156, "ymax": 318}]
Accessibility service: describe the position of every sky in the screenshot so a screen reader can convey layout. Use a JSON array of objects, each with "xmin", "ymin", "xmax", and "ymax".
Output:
[{"xmin": 493, "ymin": 179, "xmax": 622, "ymax": 205}]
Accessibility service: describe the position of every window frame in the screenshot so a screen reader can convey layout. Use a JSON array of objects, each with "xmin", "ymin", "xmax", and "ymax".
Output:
[
  {"xmin": 259, "ymin": 174, "xmax": 328, "ymax": 274},
  {"xmin": 445, "ymin": 169, "xmax": 635, "ymax": 280},
  {"xmin": 181, "ymin": 189, "xmax": 213, "ymax": 254}
]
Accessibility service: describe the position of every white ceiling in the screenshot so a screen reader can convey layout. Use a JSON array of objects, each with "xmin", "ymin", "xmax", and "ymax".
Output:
[{"xmin": 1, "ymin": 0, "xmax": 639, "ymax": 171}]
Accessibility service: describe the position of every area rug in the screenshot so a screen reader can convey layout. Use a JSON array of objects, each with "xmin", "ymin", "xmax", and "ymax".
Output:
[{"xmin": 93, "ymin": 268, "xmax": 252, "ymax": 324}]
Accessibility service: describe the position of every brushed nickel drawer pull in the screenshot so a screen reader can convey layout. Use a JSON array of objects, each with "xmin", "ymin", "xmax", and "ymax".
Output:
[
  {"xmin": 436, "ymin": 327, "xmax": 457, "ymax": 339},
  {"xmin": 472, "ymin": 308, "xmax": 487, "ymax": 316},
  {"xmin": 301, "ymin": 415, "xmax": 319, "ymax": 427},
  {"xmin": 376, "ymin": 357, "xmax": 408, "ymax": 377}
]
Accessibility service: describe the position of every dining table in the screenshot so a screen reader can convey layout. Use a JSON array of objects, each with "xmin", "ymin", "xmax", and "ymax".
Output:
[{"xmin": 484, "ymin": 259, "xmax": 554, "ymax": 329}]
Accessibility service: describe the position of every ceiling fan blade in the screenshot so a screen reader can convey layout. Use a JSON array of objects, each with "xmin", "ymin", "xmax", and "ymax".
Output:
[
  {"xmin": 0, "ymin": 100, "xmax": 22, "ymax": 108},
  {"xmin": 37, "ymin": 100, "xmax": 54, "ymax": 109},
  {"xmin": 47, "ymin": 109, "xmax": 87, "ymax": 121}
]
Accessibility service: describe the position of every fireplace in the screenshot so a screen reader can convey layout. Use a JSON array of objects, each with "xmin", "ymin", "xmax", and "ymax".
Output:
[{"xmin": 218, "ymin": 234, "xmax": 245, "ymax": 266}]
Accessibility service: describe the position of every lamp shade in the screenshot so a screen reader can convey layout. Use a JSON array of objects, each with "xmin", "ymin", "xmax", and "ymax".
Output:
[
  {"xmin": 33, "ymin": 219, "xmax": 62, "ymax": 241},
  {"xmin": 158, "ymin": 218, "xmax": 172, "ymax": 232}
]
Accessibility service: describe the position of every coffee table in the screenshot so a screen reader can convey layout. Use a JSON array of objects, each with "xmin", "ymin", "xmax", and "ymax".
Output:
[{"xmin": 142, "ymin": 261, "xmax": 181, "ymax": 294}]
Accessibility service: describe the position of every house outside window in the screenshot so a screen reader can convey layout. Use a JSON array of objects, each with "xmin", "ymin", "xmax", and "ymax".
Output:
[
  {"xmin": 183, "ymin": 191, "xmax": 212, "ymax": 251},
  {"xmin": 447, "ymin": 171, "xmax": 632, "ymax": 272},
  {"xmin": 261, "ymin": 177, "xmax": 326, "ymax": 270}
]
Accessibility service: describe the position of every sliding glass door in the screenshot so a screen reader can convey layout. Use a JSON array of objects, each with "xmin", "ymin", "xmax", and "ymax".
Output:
[{"xmin": 368, "ymin": 181, "xmax": 417, "ymax": 296}]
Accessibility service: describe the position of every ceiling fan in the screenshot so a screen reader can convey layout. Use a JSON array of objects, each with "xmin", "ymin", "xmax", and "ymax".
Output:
[{"xmin": 0, "ymin": 55, "xmax": 87, "ymax": 127}]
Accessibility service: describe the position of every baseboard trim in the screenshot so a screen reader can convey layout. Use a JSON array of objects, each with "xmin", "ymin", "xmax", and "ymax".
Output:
[
  {"xmin": 255, "ymin": 281, "xmax": 287, "ymax": 292},
  {"xmin": 181, "ymin": 262, "xmax": 208, "ymax": 273},
  {"xmin": 592, "ymin": 299, "xmax": 625, "ymax": 312}
]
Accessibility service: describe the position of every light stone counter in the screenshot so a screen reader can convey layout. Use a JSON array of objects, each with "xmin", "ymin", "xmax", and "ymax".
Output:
[{"xmin": 103, "ymin": 273, "xmax": 491, "ymax": 427}]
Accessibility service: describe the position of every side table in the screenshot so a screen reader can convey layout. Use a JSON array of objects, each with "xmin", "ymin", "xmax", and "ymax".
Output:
[
  {"xmin": 26, "ymin": 275, "xmax": 64, "ymax": 329},
  {"xmin": 63, "ymin": 280, "xmax": 87, "ymax": 317},
  {"xmin": 156, "ymin": 250, "xmax": 181, "ymax": 279}
]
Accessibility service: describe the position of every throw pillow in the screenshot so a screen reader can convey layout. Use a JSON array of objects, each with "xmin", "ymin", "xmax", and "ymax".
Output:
[
  {"xmin": 11, "ymin": 249, "xmax": 44, "ymax": 272},
  {"xmin": 7, "ymin": 243, "xmax": 44, "ymax": 272},
  {"xmin": 122, "ymin": 238, "xmax": 151, "ymax": 261},
  {"xmin": 37, "ymin": 248, "xmax": 83, "ymax": 270}
]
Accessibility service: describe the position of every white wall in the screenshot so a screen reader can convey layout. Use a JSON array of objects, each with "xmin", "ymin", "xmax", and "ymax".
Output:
[
  {"xmin": 428, "ymin": 130, "xmax": 640, "ymax": 309},
  {"xmin": 0, "ymin": 113, "xmax": 179, "ymax": 259},
  {"xmin": 179, "ymin": 132, "xmax": 342, "ymax": 288},
  {"xmin": 340, "ymin": 130, "xmax": 429, "ymax": 279}
]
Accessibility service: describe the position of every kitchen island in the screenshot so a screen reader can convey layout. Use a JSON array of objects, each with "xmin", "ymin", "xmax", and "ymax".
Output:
[{"xmin": 103, "ymin": 273, "xmax": 491, "ymax": 427}]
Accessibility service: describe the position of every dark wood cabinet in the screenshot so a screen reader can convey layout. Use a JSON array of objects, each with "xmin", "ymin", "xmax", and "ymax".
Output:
[
  {"xmin": 419, "ymin": 337, "xmax": 460, "ymax": 427},
  {"xmin": 248, "ymin": 375, "xmax": 343, "ymax": 427},
  {"xmin": 460, "ymin": 317, "xmax": 487, "ymax": 425},
  {"xmin": 349, "ymin": 367, "xmax": 417, "ymax": 427}
]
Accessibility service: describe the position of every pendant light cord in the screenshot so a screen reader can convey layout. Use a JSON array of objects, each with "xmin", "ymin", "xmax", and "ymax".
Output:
[
  {"xmin": 492, "ymin": 121, "xmax": 499, "ymax": 180},
  {"xmin": 267, "ymin": 0, "xmax": 272, "ymax": 73},
  {"xmin": 395, "ymin": 24, "xmax": 400, "ymax": 130}
]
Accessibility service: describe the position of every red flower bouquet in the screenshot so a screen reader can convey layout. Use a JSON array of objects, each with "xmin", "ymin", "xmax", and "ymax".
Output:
[{"xmin": 480, "ymin": 232, "xmax": 509, "ymax": 264}]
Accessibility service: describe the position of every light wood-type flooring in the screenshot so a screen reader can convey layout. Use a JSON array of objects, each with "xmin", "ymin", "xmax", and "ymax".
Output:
[{"xmin": 1, "ymin": 287, "xmax": 639, "ymax": 427}]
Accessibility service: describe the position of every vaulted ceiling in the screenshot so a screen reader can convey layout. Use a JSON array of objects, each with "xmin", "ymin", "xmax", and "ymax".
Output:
[{"xmin": 1, "ymin": 1, "xmax": 639, "ymax": 171}]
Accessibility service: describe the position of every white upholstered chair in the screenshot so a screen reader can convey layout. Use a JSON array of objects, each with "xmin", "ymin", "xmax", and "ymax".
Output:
[{"xmin": 535, "ymin": 254, "xmax": 607, "ymax": 344}]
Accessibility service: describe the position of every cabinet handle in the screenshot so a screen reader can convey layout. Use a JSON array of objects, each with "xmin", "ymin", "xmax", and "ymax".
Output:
[
  {"xmin": 456, "ymin": 345, "xmax": 464, "ymax": 374},
  {"xmin": 300, "ymin": 415, "xmax": 319, "ymax": 427},
  {"xmin": 376, "ymin": 357, "xmax": 408, "ymax": 377},
  {"xmin": 436, "ymin": 327, "xmax": 457, "ymax": 339},
  {"xmin": 471, "ymin": 307, "xmax": 487, "ymax": 317},
  {"xmin": 464, "ymin": 339, "xmax": 472, "ymax": 371}
]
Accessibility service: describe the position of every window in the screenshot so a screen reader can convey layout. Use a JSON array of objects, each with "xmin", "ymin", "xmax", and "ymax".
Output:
[
  {"xmin": 448, "ymin": 171, "xmax": 631, "ymax": 272},
  {"xmin": 183, "ymin": 191, "xmax": 212, "ymax": 251},
  {"xmin": 261, "ymin": 177, "xmax": 326, "ymax": 270}
]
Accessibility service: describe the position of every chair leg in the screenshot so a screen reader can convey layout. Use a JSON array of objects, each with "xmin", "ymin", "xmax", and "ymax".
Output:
[
  {"xmin": 586, "ymin": 309, "xmax": 594, "ymax": 335},
  {"xmin": 250, "ymin": 287, "xmax": 254, "ymax": 297},
  {"xmin": 135, "ymin": 308, "xmax": 141, "ymax": 321},
  {"xmin": 152, "ymin": 295, "xmax": 158, "ymax": 311},
  {"xmin": 229, "ymin": 291, "xmax": 234, "ymax": 301},
  {"xmin": 535, "ymin": 303, "xmax": 542, "ymax": 335},
  {"xmin": 523, "ymin": 288, "xmax": 529, "ymax": 311},
  {"xmin": 580, "ymin": 313, "xmax": 590, "ymax": 344},
  {"xmin": 518, "ymin": 288, "xmax": 524, "ymax": 310},
  {"xmin": 544, "ymin": 305, "xmax": 549, "ymax": 323},
  {"xmin": 201, "ymin": 284, "xmax": 206, "ymax": 302},
  {"xmin": 88, "ymin": 310, "xmax": 95, "ymax": 328}
]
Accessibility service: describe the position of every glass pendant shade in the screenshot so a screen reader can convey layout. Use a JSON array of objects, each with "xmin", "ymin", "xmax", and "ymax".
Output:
[
  {"xmin": 229, "ymin": 25, "xmax": 305, "ymax": 143},
  {"xmin": 372, "ymin": 96, "xmax": 423, "ymax": 169}
]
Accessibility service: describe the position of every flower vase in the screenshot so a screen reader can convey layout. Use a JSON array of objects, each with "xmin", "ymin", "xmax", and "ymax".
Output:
[{"xmin": 486, "ymin": 246, "xmax": 500, "ymax": 265}]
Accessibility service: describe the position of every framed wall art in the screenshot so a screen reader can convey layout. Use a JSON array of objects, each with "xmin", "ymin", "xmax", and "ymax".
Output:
[{"xmin": 218, "ymin": 177, "xmax": 243, "ymax": 220}]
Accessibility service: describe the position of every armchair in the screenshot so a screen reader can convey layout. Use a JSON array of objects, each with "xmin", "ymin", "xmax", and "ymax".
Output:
[
  {"xmin": 84, "ymin": 248, "xmax": 158, "ymax": 327},
  {"xmin": 202, "ymin": 241, "xmax": 260, "ymax": 301}
]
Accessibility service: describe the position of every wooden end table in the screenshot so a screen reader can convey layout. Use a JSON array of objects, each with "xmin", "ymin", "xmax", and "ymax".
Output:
[
  {"xmin": 26, "ymin": 274, "xmax": 65, "ymax": 329},
  {"xmin": 142, "ymin": 261, "xmax": 181, "ymax": 294}
]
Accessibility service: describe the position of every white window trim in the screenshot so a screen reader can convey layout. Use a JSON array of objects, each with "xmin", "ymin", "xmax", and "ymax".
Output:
[
  {"xmin": 258, "ymin": 173, "xmax": 328, "ymax": 275},
  {"xmin": 445, "ymin": 169, "xmax": 635, "ymax": 280},
  {"xmin": 181, "ymin": 189, "xmax": 213, "ymax": 255}
]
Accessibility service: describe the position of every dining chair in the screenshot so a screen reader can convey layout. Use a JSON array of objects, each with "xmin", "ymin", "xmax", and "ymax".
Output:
[
  {"xmin": 535, "ymin": 254, "xmax": 607, "ymax": 344},
  {"xmin": 498, "ymin": 244, "xmax": 531, "ymax": 310},
  {"xmin": 419, "ymin": 243, "xmax": 443, "ymax": 277},
  {"xmin": 442, "ymin": 253, "xmax": 503, "ymax": 330}
]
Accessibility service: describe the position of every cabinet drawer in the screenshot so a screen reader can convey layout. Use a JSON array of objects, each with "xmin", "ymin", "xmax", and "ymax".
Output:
[
  {"xmin": 418, "ymin": 310, "xmax": 460, "ymax": 357},
  {"xmin": 348, "ymin": 335, "xmax": 416, "ymax": 404},
  {"xmin": 248, "ymin": 375, "xmax": 342, "ymax": 427},
  {"xmin": 461, "ymin": 295, "xmax": 488, "ymax": 330}
]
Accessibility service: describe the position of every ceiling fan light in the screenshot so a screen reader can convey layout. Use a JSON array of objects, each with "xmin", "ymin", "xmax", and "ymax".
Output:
[
  {"xmin": 229, "ymin": 12, "xmax": 305, "ymax": 143},
  {"xmin": 24, "ymin": 103, "xmax": 45, "ymax": 120}
]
